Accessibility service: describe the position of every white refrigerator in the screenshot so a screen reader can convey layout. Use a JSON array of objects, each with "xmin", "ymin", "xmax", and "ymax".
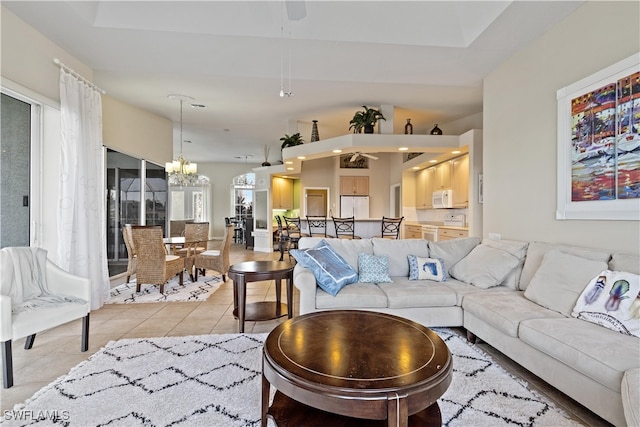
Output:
[{"xmin": 340, "ymin": 196, "xmax": 370, "ymax": 219}]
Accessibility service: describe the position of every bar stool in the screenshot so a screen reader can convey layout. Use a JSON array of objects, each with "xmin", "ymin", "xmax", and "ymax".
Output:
[
  {"xmin": 306, "ymin": 216, "xmax": 334, "ymax": 238},
  {"xmin": 332, "ymin": 216, "xmax": 361, "ymax": 239},
  {"xmin": 375, "ymin": 216, "xmax": 404, "ymax": 239}
]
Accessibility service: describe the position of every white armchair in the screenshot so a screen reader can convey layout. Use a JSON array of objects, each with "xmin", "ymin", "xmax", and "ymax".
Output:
[{"xmin": 0, "ymin": 248, "xmax": 91, "ymax": 388}]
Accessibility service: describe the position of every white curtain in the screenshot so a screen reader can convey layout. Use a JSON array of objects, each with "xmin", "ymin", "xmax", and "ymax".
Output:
[{"xmin": 57, "ymin": 69, "xmax": 109, "ymax": 310}]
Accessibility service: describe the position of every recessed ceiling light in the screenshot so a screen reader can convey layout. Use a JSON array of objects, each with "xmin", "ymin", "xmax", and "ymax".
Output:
[
  {"xmin": 412, "ymin": 166, "xmax": 420, "ymax": 170},
  {"xmin": 297, "ymin": 156, "xmax": 306, "ymax": 160},
  {"xmin": 451, "ymin": 150, "xmax": 461, "ymax": 154},
  {"xmin": 398, "ymin": 147, "xmax": 408, "ymax": 151},
  {"xmin": 429, "ymin": 159, "xmax": 438, "ymax": 163},
  {"xmin": 190, "ymin": 104, "xmax": 206, "ymax": 109},
  {"xmin": 332, "ymin": 149, "xmax": 342, "ymax": 153},
  {"xmin": 287, "ymin": 167, "xmax": 294, "ymax": 171},
  {"xmin": 285, "ymin": 161, "xmax": 293, "ymax": 165},
  {"xmin": 183, "ymin": 140, "xmax": 192, "ymax": 144}
]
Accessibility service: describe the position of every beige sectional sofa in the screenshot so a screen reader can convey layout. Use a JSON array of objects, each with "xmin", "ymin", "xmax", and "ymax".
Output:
[{"xmin": 292, "ymin": 237, "xmax": 640, "ymax": 427}]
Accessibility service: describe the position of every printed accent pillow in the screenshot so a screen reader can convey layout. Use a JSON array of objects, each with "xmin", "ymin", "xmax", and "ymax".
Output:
[
  {"xmin": 291, "ymin": 239, "xmax": 359, "ymax": 296},
  {"xmin": 358, "ymin": 253, "xmax": 392, "ymax": 283},
  {"xmin": 572, "ymin": 270, "xmax": 640, "ymax": 338},
  {"xmin": 407, "ymin": 255, "xmax": 447, "ymax": 282}
]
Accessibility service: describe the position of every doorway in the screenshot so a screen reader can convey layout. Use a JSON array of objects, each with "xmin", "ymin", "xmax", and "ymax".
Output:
[
  {"xmin": 390, "ymin": 183, "xmax": 401, "ymax": 217},
  {"xmin": 304, "ymin": 187, "xmax": 330, "ymax": 217}
]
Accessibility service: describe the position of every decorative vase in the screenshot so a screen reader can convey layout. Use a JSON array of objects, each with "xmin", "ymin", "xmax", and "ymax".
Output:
[
  {"xmin": 261, "ymin": 161, "xmax": 271, "ymax": 167},
  {"xmin": 404, "ymin": 119, "xmax": 413, "ymax": 135},
  {"xmin": 310, "ymin": 120, "xmax": 320, "ymax": 142},
  {"xmin": 430, "ymin": 124, "xmax": 443, "ymax": 135},
  {"xmin": 364, "ymin": 124, "xmax": 375, "ymax": 134}
]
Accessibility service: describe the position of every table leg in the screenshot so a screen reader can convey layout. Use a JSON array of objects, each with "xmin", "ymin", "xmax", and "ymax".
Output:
[
  {"xmin": 275, "ymin": 279, "xmax": 282, "ymax": 317},
  {"xmin": 387, "ymin": 393, "xmax": 408, "ymax": 427},
  {"xmin": 236, "ymin": 276, "xmax": 246, "ymax": 333},
  {"xmin": 286, "ymin": 275, "xmax": 293, "ymax": 318},
  {"xmin": 279, "ymin": 236, "xmax": 285, "ymax": 261},
  {"xmin": 261, "ymin": 361, "xmax": 270, "ymax": 427}
]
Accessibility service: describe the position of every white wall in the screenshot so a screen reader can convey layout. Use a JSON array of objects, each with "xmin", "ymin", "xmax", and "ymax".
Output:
[
  {"xmin": 1, "ymin": 6, "xmax": 174, "ymax": 256},
  {"xmin": 483, "ymin": 1, "xmax": 639, "ymax": 254},
  {"xmin": 197, "ymin": 162, "xmax": 261, "ymax": 237}
]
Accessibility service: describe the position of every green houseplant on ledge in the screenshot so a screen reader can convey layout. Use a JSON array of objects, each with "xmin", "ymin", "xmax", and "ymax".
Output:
[
  {"xmin": 349, "ymin": 105, "xmax": 386, "ymax": 134},
  {"xmin": 280, "ymin": 132, "xmax": 304, "ymax": 149}
]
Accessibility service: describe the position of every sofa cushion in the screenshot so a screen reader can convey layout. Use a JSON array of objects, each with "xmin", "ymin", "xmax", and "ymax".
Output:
[
  {"xmin": 519, "ymin": 318, "xmax": 640, "ymax": 392},
  {"xmin": 372, "ymin": 238, "xmax": 429, "ymax": 276},
  {"xmin": 523, "ymin": 250, "xmax": 608, "ymax": 316},
  {"xmin": 408, "ymin": 255, "xmax": 447, "ymax": 281},
  {"xmin": 450, "ymin": 244, "xmax": 522, "ymax": 289},
  {"xmin": 358, "ymin": 253, "xmax": 392, "ymax": 283},
  {"xmin": 428, "ymin": 237, "xmax": 480, "ymax": 274},
  {"xmin": 609, "ymin": 252, "xmax": 640, "ymax": 274},
  {"xmin": 481, "ymin": 239, "xmax": 529, "ymax": 289},
  {"xmin": 298, "ymin": 237, "xmax": 374, "ymax": 271},
  {"xmin": 463, "ymin": 291, "xmax": 564, "ymax": 337},
  {"xmin": 316, "ymin": 282, "xmax": 388, "ymax": 309},
  {"xmin": 571, "ymin": 269, "xmax": 640, "ymax": 338},
  {"xmin": 519, "ymin": 242, "xmax": 611, "ymax": 291},
  {"xmin": 377, "ymin": 278, "xmax": 457, "ymax": 308},
  {"xmin": 622, "ymin": 368, "xmax": 640, "ymax": 427},
  {"xmin": 291, "ymin": 240, "xmax": 359, "ymax": 296}
]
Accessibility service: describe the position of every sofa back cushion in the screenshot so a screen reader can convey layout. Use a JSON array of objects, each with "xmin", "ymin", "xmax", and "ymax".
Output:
[
  {"xmin": 299, "ymin": 237, "xmax": 373, "ymax": 271},
  {"xmin": 480, "ymin": 239, "xmax": 529, "ymax": 289},
  {"xmin": 519, "ymin": 242, "xmax": 611, "ymax": 291},
  {"xmin": 372, "ymin": 238, "xmax": 429, "ymax": 276},
  {"xmin": 610, "ymin": 253, "xmax": 640, "ymax": 274},
  {"xmin": 523, "ymin": 249, "xmax": 608, "ymax": 316},
  {"xmin": 428, "ymin": 237, "xmax": 481, "ymax": 274}
]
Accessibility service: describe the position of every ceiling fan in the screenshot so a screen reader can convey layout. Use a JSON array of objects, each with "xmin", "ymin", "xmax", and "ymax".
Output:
[{"xmin": 349, "ymin": 152, "xmax": 379, "ymax": 162}]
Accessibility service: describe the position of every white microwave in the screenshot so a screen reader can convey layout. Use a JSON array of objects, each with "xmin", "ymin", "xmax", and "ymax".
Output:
[{"xmin": 432, "ymin": 190, "xmax": 453, "ymax": 209}]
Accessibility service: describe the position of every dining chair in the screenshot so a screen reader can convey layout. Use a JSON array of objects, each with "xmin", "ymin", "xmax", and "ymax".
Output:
[
  {"xmin": 122, "ymin": 224, "xmax": 137, "ymax": 283},
  {"xmin": 375, "ymin": 216, "xmax": 404, "ymax": 239},
  {"xmin": 275, "ymin": 216, "xmax": 292, "ymax": 261},
  {"xmin": 131, "ymin": 226, "xmax": 184, "ymax": 293},
  {"xmin": 332, "ymin": 216, "xmax": 361, "ymax": 239},
  {"xmin": 187, "ymin": 224, "xmax": 234, "ymax": 282},
  {"xmin": 175, "ymin": 222, "xmax": 209, "ymax": 258},
  {"xmin": 225, "ymin": 217, "xmax": 244, "ymax": 244},
  {"xmin": 306, "ymin": 216, "xmax": 334, "ymax": 238}
]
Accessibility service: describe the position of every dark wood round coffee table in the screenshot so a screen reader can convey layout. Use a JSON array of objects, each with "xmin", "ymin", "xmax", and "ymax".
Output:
[
  {"xmin": 261, "ymin": 310, "xmax": 452, "ymax": 427},
  {"xmin": 228, "ymin": 261, "xmax": 294, "ymax": 333}
]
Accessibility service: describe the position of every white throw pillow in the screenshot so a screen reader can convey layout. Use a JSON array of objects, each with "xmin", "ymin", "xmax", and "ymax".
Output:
[
  {"xmin": 449, "ymin": 244, "xmax": 521, "ymax": 289},
  {"xmin": 524, "ymin": 250, "xmax": 608, "ymax": 316},
  {"xmin": 428, "ymin": 237, "xmax": 480, "ymax": 274},
  {"xmin": 572, "ymin": 270, "xmax": 640, "ymax": 337}
]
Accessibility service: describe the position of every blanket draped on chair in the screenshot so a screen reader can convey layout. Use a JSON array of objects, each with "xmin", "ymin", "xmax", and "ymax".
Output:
[{"xmin": 0, "ymin": 247, "xmax": 86, "ymax": 313}]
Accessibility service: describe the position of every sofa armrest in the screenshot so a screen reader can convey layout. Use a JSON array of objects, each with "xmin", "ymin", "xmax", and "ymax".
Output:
[
  {"xmin": 622, "ymin": 368, "xmax": 640, "ymax": 427},
  {"xmin": 45, "ymin": 261, "xmax": 91, "ymax": 305},
  {"xmin": 293, "ymin": 264, "xmax": 317, "ymax": 315}
]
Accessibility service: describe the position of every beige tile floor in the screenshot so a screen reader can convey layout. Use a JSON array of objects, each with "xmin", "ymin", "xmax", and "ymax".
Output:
[{"xmin": 1, "ymin": 245, "xmax": 611, "ymax": 426}]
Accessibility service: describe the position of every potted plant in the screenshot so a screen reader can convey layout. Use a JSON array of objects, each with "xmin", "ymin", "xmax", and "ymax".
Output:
[
  {"xmin": 349, "ymin": 105, "xmax": 386, "ymax": 134},
  {"xmin": 280, "ymin": 132, "xmax": 304, "ymax": 149}
]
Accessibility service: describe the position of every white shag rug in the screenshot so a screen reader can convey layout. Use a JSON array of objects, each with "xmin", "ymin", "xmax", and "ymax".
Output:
[
  {"xmin": 3, "ymin": 330, "xmax": 584, "ymax": 427},
  {"xmin": 106, "ymin": 274, "xmax": 222, "ymax": 304}
]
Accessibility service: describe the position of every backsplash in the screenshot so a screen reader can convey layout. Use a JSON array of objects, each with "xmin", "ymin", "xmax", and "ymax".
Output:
[{"xmin": 404, "ymin": 207, "xmax": 469, "ymax": 226}]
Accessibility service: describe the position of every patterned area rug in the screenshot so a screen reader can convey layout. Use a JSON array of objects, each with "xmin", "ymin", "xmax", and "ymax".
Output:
[
  {"xmin": 3, "ymin": 330, "xmax": 584, "ymax": 427},
  {"xmin": 106, "ymin": 274, "xmax": 222, "ymax": 304}
]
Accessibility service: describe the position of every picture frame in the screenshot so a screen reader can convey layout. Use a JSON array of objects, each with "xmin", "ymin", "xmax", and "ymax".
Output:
[{"xmin": 556, "ymin": 53, "xmax": 640, "ymax": 220}]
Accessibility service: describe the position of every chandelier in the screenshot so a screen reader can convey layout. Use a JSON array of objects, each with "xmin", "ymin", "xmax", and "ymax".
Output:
[{"xmin": 166, "ymin": 94, "xmax": 198, "ymax": 186}]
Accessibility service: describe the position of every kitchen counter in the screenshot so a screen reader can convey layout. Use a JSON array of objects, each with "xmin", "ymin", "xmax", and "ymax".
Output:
[{"xmin": 404, "ymin": 221, "xmax": 469, "ymax": 230}]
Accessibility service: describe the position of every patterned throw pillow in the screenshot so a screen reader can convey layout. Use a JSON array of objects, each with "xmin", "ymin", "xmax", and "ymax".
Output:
[
  {"xmin": 408, "ymin": 255, "xmax": 447, "ymax": 281},
  {"xmin": 572, "ymin": 269, "xmax": 640, "ymax": 338},
  {"xmin": 358, "ymin": 253, "xmax": 392, "ymax": 283},
  {"xmin": 291, "ymin": 239, "xmax": 359, "ymax": 296}
]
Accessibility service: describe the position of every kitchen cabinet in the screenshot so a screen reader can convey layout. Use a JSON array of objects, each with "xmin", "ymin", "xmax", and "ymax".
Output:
[
  {"xmin": 451, "ymin": 154, "xmax": 469, "ymax": 208},
  {"xmin": 438, "ymin": 227, "xmax": 468, "ymax": 241},
  {"xmin": 272, "ymin": 177, "xmax": 293, "ymax": 209},
  {"xmin": 340, "ymin": 176, "xmax": 369, "ymax": 195},
  {"xmin": 404, "ymin": 224, "xmax": 422, "ymax": 239},
  {"xmin": 415, "ymin": 168, "xmax": 434, "ymax": 209},
  {"xmin": 433, "ymin": 161, "xmax": 452, "ymax": 191}
]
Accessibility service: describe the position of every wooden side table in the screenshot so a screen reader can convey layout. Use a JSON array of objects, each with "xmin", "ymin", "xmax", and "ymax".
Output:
[{"xmin": 228, "ymin": 261, "xmax": 294, "ymax": 333}]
